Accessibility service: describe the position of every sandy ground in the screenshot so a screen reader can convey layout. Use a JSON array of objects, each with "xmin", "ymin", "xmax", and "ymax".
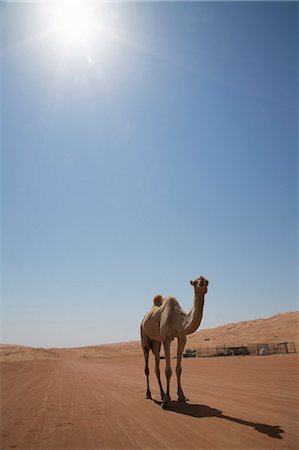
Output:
[{"xmin": 1, "ymin": 353, "xmax": 298, "ymax": 450}]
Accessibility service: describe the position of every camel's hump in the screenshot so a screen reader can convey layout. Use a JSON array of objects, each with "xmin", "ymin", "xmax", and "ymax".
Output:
[{"xmin": 153, "ymin": 294, "xmax": 164, "ymax": 307}]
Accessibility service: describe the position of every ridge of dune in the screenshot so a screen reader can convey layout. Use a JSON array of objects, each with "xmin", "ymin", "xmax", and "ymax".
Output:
[
  {"xmin": 186, "ymin": 311, "xmax": 299, "ymax": 349},
  {"xmin": 1, "ymin": 311, "xmax": 298, "ymax": 361},
  {"xmin": 0, "ymin": 345, "xmax": 58, "ymax": 361}
]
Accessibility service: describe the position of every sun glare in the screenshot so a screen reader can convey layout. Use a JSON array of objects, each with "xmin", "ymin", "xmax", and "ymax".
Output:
[{"xmin": 54, "ymin": 2, "xmax": 94, "ymax": 44}]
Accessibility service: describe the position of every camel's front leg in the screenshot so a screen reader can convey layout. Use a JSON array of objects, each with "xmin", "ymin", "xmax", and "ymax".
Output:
[
  {"xmin": 162, "ymin": 339, "xmax": 172, "ymax": 408},
  {"xmin": 176, "ymin": 336, "xmax": 188, "ymax": 402}
]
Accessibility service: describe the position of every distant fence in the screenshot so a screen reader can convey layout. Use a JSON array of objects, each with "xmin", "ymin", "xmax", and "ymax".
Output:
[{"xmin": 188, "ymin": 342, "xmax": 297, "ymax": 358}]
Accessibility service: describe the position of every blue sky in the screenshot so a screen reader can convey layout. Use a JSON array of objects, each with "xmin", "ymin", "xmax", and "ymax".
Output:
[{"xmin": 2, "ymin": 2, "xmax": 298, "ymax": 347}]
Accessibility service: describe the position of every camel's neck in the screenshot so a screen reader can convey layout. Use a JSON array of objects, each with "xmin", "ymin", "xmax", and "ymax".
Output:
[{"xmin": 183, "ymin": 291, "xmax": 205, "ymax": 335}]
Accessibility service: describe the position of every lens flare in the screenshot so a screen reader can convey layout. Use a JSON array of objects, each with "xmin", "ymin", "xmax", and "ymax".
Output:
[{"xmin": 54, "ymin": 2, "xmax": 94, "ymax": 43}]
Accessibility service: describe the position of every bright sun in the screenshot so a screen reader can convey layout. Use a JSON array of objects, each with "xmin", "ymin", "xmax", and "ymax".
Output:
[{"xmin": 54, "ymin": 2, "xmax": 94, "ymax": 44}]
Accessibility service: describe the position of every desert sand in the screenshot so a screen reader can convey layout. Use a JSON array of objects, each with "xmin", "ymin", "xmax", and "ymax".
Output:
[{"xmin": 1, "ymin": 311, "xmax": 298, "ymax": 449}]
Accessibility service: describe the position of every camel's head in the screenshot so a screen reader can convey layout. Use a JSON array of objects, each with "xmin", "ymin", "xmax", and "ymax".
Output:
[{"xmin": 190, "ymin": 276, "xmax": 209, "ymax": 294}]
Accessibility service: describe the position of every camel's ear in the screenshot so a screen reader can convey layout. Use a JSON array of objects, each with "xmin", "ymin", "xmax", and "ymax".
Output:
[{"xmin": 190, "ymin": 280, "xmax": 194, "ymax": 286}]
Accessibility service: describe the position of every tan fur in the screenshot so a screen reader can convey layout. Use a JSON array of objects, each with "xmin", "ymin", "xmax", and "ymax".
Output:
[
  {"xmin": 140, "ymin": 276, "xmax": 209, "ymax": 406},
  {"xmin": 153, "ymin": 294, "xmax": 164, "ymax": 307}
]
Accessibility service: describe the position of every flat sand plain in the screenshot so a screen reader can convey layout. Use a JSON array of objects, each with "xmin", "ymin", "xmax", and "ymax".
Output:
[{"xmin": 1, "ymin": 353, "xmax": 298, "ymax": 450}]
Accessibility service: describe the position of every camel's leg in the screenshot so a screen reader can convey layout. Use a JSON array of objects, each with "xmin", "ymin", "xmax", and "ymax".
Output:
[
  {"xmin": 152, "ymin": 341, "xmax": 165, "ymax": 401},
  {"xmin": 176, "ymin": 336, "xmax": 188, "ymax": 402},
  {"xmin": 142, "ymin": 346, "xmax": 152, "ymax": 399},
  {"xmin": 162, "ymin": 339, "xmax": 172, "ymax": 408}
]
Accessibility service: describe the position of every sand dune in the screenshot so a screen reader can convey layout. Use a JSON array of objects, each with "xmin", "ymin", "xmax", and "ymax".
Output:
[
  {"xmin": 1, "ymin": 311, "xmax": 297, "ymax": 361},
  {"xmin": 186, "ymin": 311, "xmax": 299, "ymax": 350},
  {"xmin": 0, "ymin": 345, "xmax": 58, "ymax": 362}
]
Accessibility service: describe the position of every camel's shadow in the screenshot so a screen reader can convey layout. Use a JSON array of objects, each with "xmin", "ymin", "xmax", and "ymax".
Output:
[{"xmin": 154, "ymin": 400, "xmax": 284, "ymax": 440}]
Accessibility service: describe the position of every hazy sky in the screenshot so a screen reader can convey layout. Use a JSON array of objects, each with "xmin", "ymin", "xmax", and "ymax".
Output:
[{"xmin": 2, "ymin": 1, "xmax": 298, "ymax": 347}]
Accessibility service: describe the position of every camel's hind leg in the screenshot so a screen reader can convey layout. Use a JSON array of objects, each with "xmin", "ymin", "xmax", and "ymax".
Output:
[
  {"xmin": 152, "ymin": 341, "xmax": 165, "ymax": 401},
  {"xmin": 143, "ymin": 346, "xmax": 151, "ymax": 399},
  {"xmin": 162, "ymin": 338, "xmax": 172, "ymax": 408},
  {"xmin": 143, "ymin": 347, "xmax": 152, "ymax": 399},
  {"xmin": 141, "ymin": 329, "xmax": 152, "ymax": 399}
]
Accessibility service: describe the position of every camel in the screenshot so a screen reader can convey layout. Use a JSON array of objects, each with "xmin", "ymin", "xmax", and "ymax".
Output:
[{"xmin": 140, "ymin": 275, "xmax": 209, "ymax": 408}]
